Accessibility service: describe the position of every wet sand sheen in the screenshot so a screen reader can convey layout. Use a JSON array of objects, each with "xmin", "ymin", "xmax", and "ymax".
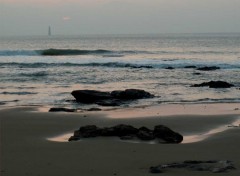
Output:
[{"xmin": 1, "ymin": 103, "xmax": 240, "ymax": 176}]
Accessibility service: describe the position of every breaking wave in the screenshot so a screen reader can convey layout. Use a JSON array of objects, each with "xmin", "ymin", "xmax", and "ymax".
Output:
[{"xmin": 0, "ymin": 48, "xmax": 238, "ymax": 57}]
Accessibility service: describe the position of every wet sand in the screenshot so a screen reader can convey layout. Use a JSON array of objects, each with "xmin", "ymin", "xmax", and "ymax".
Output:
[{"xmin": 1, "ymin": 103, "xmax": 240, "ymax": 176}]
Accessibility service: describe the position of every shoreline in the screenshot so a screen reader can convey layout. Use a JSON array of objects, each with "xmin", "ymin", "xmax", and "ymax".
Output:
[{"xmin": 1, "ymin": 103, "xmax": 240, "ymax": 175}]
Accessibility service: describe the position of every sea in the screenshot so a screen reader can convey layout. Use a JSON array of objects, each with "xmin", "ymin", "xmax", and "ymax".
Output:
[{"xmin": 0, "ymin": 33, "xmax": 239, "ymax": 109}]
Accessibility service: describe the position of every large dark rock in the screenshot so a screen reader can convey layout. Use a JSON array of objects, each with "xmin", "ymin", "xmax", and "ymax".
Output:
[
  {"xmin": 191, "ymin": 81, "xmax": 234, "ymax": 88},
  {"xmin": 69, "ymin": 124, "xmax": 183, "ymax": 144},
  {"xmin": 71, "ymin": 90, "xmax": 111, "ymax": 103},
  {"xmin": 71, "ymin": 89, "xmax": 154, "ymax": 106},
  {"xmin": 197, "ymin": 66, "xmax": 220, "ymax": 71},
  {"xmin": 111, "ymin": 89, "xmax": 154, "ymax": 100},
  {"xmin": 153, "ymin": 125, "xmax": 183, "ymax": 143}
]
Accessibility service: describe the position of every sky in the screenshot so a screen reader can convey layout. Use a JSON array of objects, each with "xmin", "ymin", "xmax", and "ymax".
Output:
[{"xmin": 0, "ymin": 0, "xmax": 240, "ymax": 36}]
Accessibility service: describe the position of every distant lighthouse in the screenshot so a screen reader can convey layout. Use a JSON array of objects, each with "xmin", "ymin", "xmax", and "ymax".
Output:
[{"xmin": 48, "ymin": 26, "xmax": 51, "ymax": 36}]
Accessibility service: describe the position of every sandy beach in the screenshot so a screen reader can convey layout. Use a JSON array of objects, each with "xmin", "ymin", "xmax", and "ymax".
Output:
[{"xmin": 1, "ymin": 103, "xmax": 240, "ymax": 176}]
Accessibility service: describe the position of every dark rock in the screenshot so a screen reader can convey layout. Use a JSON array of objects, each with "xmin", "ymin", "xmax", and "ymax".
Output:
[
  {"xmin": 69, "ymin": 124, "xmax": 183, "ymax": 144},
  {"xmin": 112, "ymin": 124, "xmax": 138, "ymax": 137},
  {"xmin": 49, "ymin": 107, "xmax": 76, "ymax": 112},
  {"xmin": 96, "ymin": 100, "xmax": 122, "ymax": 106},
  {"xmin": 137, "ymin": 127, "xmax": 155, "ymax": 140},
  {"xmin": 0, "ymin": 102, "xmax": 6, "ymax": 105},
  {"xmin": 197, "ymin": 66, "xmax": 220, "ymax": 71},
  {"xmin": 165, "ymin": 66, "xmax": 174, "ymax": 70},
  {"xmin": 153, "ymin": 125, "xmax": 183, "ymax": 143},
  {"xmin": 71, "ymin": 89, "xmax": 154, "ymax": 106},
  {"xmin": 131, "ymin": 65, "xmax": 153, "ymax": 69},
  {"xmin": 193, "ymin": 72, "xmax": 201, "ymax": 75},
  {"xmin": 185, "ymin": 65, "xmax": 197, "ymax": 68},
  {"xmin": 71, "ymin": 90, "xmax": 111, "ymax": 103},
  {"xmin": 191, "ymin": 81, "xmax": 234, "ymax": 88},
  {"xmin": 68, "ymin": 136, "xmax": 80, "ymax": 141},
  {"xmin": 111, "ymin": 89, "xmax": 154, "ymax": 100},
  {"xmin": 79, "ymin": 125, "xmax": 102, "ymax": 138}
]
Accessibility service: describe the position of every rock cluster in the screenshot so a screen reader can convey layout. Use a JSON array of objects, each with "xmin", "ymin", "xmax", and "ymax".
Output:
[
  {"xmin": 191, "ymin": 81, "xmax": 234, "ymax": 88},
  {"xmin": 71, "ymin": 89, "xmax": 154, "ymax": 106},
  {"xmin": 150, "ymin": 160, "xmax": 235, "ymax": 174},
  {"xmin": 68, "ymin": 124, "xmax": 183, "ymax": 144}
]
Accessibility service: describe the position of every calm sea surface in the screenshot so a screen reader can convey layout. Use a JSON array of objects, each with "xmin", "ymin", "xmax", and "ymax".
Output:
[{"xmin": 0, "ymin": 33, "xmax": 239, "ymax": 109}]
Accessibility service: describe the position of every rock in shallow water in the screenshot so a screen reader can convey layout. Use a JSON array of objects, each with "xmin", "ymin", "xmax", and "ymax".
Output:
[
  {"xmin": 71, "ymin": 89, "xmax": 154, "ymax": 106},
  {"xmin": 191, "ymin": 81, "xmax": 234, "ymax": 88},
  {"xmin": 49, "ymin": 107, "xmax": 76, "ymax": 112}
]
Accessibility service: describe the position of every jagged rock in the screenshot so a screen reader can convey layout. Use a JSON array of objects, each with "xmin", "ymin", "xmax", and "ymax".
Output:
[
  {"xmin": 197, "ymin": 66, "xmax": 220, "ymax": 71},
  {"xmin": 49, "ymin": 107, "xmax": 76, "ymax": 112},
  {"xmin": 111, "ymin": 124, "xmax": 138, "ymax": 137},
  {"xmin": 137, "ymin": 127, "xmax": 155, "ymax": 140},
  {"xmin": 154, "ymin": 125, "xmax": 183, "ymax": 143},
  {"xmin": 69, "ymin": 124, "xmax": 183, "ymax": 144},
  {"xmin": 191, "ymin": 81, "xmax": 234, "ymax": 88},
  {"xmin": 79, "ymin": 125, "xmax": 102, "ymax": 138}
]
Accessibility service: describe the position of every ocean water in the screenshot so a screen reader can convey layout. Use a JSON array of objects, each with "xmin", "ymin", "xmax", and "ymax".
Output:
[{"xmin": 0, "ymin": 33, "xmax": 239, "ymax": 109}]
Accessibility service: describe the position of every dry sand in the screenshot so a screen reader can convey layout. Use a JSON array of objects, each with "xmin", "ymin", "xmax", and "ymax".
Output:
[{"xmin": 1, "ymin": 103, "xmax": 240, "ymax": 176}]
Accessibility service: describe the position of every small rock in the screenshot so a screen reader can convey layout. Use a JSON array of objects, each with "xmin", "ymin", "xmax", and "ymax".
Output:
[
  {"xmin": 49, "ymin": 107, "xmax": 76, "ymax": 112},
  {"xmin": 185, "ymin": 65, "xmax": 197, "ymax": 68},
  {"xmin": 165, "ymin": 66, "xmax": 174, "ymax": 70},
  {"xmin": 197, "ymin": 66, "xmax": 220, "ymax": 71},
  {"xmin": 191, "ymin": 81, "xmax": 234, "ymax": 88}
]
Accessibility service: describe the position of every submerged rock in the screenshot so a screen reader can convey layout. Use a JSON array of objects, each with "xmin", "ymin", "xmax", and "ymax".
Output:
[{"xmin": 191, "ymin": 81, "xmax": 234, "ymax": 88}]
